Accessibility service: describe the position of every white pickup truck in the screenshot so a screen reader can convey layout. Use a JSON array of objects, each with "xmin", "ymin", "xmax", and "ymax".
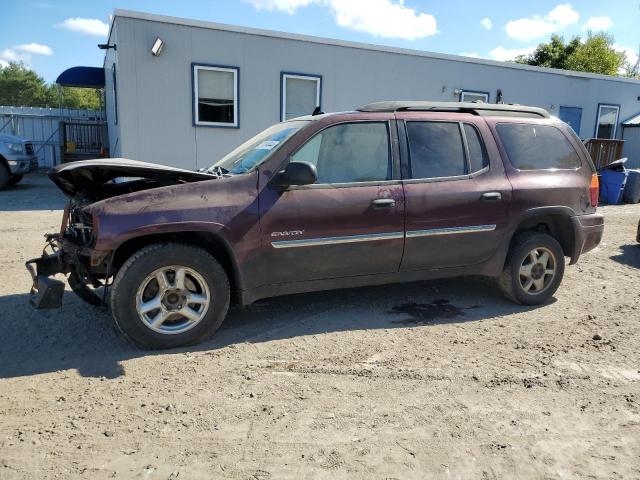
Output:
[{"xmin": 0, "ymin": 133, "xmax": 38, "ymax": 189}]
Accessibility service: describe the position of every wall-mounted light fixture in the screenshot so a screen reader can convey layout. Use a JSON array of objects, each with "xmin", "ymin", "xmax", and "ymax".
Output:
[
  {"xmin": 151, "ymin": 37, "xmax": 164, "ymax": 57},
  {"xmin": 453, "ymin": 88, "xmax": 462, "ymax": 97}
]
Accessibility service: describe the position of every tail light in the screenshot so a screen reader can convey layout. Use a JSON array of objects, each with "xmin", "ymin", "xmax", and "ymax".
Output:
[{"xmin": 590, "ymin": 173, "xmax": 599, "ymax": 207}]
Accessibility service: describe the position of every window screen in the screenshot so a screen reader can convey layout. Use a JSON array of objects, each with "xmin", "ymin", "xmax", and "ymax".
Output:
[
  {"xmin": 595, "ymin": 105, "xmax": 619, "ymax": 139},
  {"xmin": 406, "ymin": 122, "xmax": 466, "ymax": 179},
  {"xmin": 496, "ymin": 124, "xmax": 580, "ymax": 170},
  {"xmin": 195, "ymin": 66, "xmax": 238, "ymax": 126},
  {"xmin": 282, "ymin": 74, "xmax": 320, "ymax": 121},
  {"xmin": 291, "ymin": 122, "xmax": 391, "ymax": 184},
  {"xmin": 464, "ymin": 124, "xmax": 489, "ymax": 173}
]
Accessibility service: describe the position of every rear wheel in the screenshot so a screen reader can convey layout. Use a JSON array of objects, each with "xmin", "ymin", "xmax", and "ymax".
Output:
[
  {"xmin": 110, "ymin": 243, "xmax": 230, "ymax": 349},
  {"xmin": 499, "ymin": 232, "xmax": 565, "ymax": 305}
]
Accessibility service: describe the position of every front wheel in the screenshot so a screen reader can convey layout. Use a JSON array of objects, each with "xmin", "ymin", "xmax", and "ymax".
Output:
[
  {"xmin": 110, "ymin": 243, "xmax": 230, "ymax": 349},
  {"xmin": 8, "ymin": 174, "xmax": 23, "ymax": 186},
  {"xmin": 499, "ymin": 232, "xmax": 565, "ymax": 305}
]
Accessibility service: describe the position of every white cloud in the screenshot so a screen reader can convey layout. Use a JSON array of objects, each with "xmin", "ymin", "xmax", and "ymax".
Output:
[
  {"xmin": 248, "ymin": 0, "xmax": 438, "ymax": 40},
  {"xmin": 505, "ymin": 3, "xmax": 579, "ymax": 41},
  {"xmin": 59, "ymin": 17, "xmax": 109, "ymax": 36},
  {"xmin": 489, "ymin": 46, "xmax": 536, "ymax": 62},
  {"xmin": 0, "ymin": 48, "xmax": 31, "ymax": 66},
  {"xmin": 460, "ymin": 52, "xmax": 481, "ymax": 58},
  {"xmin": 15, "ymin": 43, "xmax": 53, "ymax": 56},
  {"xmin": 480, "ymin": 17, "xmax": 493, "ymax": 31},
  {"xmin": 248, "ymin": 0, "xmax": 316, "ymax": 14},
  {"xmin": 0, "ymin": 42, "xmax": 53, "ymax": 68},
  {"xmin": 546, "ymin": 4, "xmax": 580, "ymax": 26},
  {"xmin": 614, "ymin": 44, "xmax": 639, "ymax": 73},
  {"xmin": 583, "ymin": 16, "xmax": 613, "ymax": 31}
]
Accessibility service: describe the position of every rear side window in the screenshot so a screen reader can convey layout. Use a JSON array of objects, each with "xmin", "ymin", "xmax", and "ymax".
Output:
[
  {"xmin": 291, "ymin": 122, "xmax": 391, "ymax": 184},
  {"xmin": 464, "ymin": 124, "xmax": 489, "ymax": 173},
  {"xmin": 496, "ymin": 123, "xmax": 581, "ymax": 170},
  {"xmin": 406, "ymin": 122, "xmax": 466, "ymax": 178}
]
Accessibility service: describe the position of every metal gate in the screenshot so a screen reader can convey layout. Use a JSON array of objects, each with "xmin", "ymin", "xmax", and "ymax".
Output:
[
  {"xmin": 62, "ymin": 121, "xmax": 107, "ymax": 162},
  {"xmin": 0, "ymin": 106, "xmax": 106, "ymax": 167}
]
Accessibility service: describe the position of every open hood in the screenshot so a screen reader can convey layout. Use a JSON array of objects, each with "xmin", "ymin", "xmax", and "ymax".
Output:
[{"xmin": 49, "ymin": 158, "xmax": 217, "ymax": 199}]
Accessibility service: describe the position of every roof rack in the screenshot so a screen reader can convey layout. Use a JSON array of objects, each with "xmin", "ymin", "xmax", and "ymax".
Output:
[{"xmin": 357, "ymin": 101, "xmax": 550, "ymax": 118}]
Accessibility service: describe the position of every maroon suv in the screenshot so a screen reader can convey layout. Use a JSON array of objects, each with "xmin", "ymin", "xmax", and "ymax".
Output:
[{"xmin": 27, "ymin": 101, "xmax": 604, "ymax": 349}]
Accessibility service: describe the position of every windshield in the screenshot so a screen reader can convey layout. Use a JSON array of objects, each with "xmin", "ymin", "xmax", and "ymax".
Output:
[{"xmin": 211, "ymin": 120, "xmax": 309, "ymax": 174}]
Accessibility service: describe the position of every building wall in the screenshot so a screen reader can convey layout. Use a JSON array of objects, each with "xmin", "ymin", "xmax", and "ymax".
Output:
[
  {"xmin": 622, "ymin": 127, "xmax": 640, "ymax": 168},
  {"xmin": 109, "ymin": 12, "xmax": 640, "ymax": 170}
]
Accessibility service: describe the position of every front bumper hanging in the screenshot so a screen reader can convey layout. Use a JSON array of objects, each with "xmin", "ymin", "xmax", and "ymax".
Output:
[{"xmin": 25, "ymin": 238, "xmax": 69, "ymax": 310}]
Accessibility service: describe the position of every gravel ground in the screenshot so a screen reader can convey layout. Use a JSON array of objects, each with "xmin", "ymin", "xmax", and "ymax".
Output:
[{"xmin": 1, "ymin": 174, "xmax": 639, "ymax": 479}]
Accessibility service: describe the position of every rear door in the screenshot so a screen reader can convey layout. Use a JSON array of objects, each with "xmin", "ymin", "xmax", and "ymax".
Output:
[
  {"xmin": 397, "ymin": 112, "xmax": 512, "ymax": 270},
  {"xmin": 258, "ymin": 116, "xmax": 405, "ymax": 285}
]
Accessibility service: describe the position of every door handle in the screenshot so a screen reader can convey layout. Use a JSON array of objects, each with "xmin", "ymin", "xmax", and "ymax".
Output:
[
  {"xmin": 371, "ymin": 198, "xmax": 396, "ymax": 208},
  {"xmin": 481, "ymin": 192, "xmax": 502, "ymax": 201}
]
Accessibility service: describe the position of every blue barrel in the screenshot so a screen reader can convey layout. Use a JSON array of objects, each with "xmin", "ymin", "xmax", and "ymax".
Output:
[{"xmin": 600, "ymin": 169, "xmax": 628, "ymax": 205}]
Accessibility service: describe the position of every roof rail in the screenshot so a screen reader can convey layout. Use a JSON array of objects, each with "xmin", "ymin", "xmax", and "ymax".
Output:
[{"xmin": 357, "ymin": 101, "xmax": 550, "ymax": 118}]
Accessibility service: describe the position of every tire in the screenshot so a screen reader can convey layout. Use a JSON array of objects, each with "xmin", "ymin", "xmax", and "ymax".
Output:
[
  {"xmin": 499, "ymin": 231, "xmax": 565, "ymax": 305},
  {"xmin": 0, "ymin": 164, "xmax": 9, "ymax": 190},
  {"xmin": 68, "ymin": 269, "xmax": 104, "ymax": 306},
  {"xmin": 110, "ymin": 243, "xmax": 230, "ymax": 349},
  {"xmin": 8, "ymin": 175, "xmax": 23, "ymax": 186}
]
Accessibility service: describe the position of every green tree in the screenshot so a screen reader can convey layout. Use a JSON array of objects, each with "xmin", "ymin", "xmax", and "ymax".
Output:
[
  {"xmin": 0, "ymin": 62, "xmax": 49, "ymax": 106},
  {"xmin": 565, "ymin": 32, "xmax": 625, "ymax": 75},
  {"xmin": 0, "ymin": 61, "xmax": 102, "ymax": 110},
  {"xmin": 516, "ymin": 32, "xmax": 626, "ymax": 76},
  {"xmin": 516, "ymin": 34, "xmax": 581, "ymax": 69}
]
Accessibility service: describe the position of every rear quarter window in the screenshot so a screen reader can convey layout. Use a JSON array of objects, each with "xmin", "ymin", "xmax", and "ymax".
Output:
[{"xmin": 496, "ymin": 123, "xmax": 581, "ymax": 170}]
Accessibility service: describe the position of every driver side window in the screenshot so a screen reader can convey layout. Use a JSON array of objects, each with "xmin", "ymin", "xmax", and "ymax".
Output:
[{"xmin": 291, "ymin": 122, "xmax": 391, "ymax": 184}]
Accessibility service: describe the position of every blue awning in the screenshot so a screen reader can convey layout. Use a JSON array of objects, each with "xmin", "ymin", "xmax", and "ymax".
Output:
[{"xmin": 56, "ymin": 66, "xmax": 105, "ymax": 88}]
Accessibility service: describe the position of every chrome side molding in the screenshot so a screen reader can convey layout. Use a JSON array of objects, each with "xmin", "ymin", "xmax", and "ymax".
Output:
[
  {"xmin": 271, "ymin": 231, "xmax": 404, "ymax": 249},
  {"xmin": 406, "ymin": 224, "xmax": 496, "ymax": 238}
]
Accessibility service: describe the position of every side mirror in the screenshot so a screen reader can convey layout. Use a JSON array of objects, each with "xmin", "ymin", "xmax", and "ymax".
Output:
[{"xmin": 273, "ymin": 161, "xmax": 317, "ymax": 188}]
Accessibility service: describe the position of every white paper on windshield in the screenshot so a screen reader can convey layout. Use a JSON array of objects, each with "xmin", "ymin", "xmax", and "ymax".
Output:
[{"xmin": 255, "ymin": 140, "xmax": 280, "ymax": 150}]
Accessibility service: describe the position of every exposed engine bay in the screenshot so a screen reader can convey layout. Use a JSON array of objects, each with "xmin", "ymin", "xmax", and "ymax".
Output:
[{"xmin": 26, "ymin": 158, "xmax": 218, "ymax": 309}]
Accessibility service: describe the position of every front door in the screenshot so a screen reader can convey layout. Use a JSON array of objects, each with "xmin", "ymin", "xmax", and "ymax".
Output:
[
  {"xmin": 397, "ymin": 113, "xmax": 512, "ymax": 271},
  {"xmin": 259, "ymin": 120, "xmax": 405, "ymax": 285}
]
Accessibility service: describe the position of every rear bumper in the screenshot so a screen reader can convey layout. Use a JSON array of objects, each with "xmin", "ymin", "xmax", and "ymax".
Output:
[{"xmin": 569, "ymin": 213, "xmax": 604, "ymax": 265}]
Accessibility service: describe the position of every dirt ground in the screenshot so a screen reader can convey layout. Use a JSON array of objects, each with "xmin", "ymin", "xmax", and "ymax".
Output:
[{"xmin": 1, "ymin": 174, "xmax": 639, "ymax": 479}]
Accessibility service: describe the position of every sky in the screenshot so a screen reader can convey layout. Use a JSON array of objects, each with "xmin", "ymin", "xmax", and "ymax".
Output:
[{"xmin": 1, "ymin": 0, "xmax": 639, "ymax": 83}]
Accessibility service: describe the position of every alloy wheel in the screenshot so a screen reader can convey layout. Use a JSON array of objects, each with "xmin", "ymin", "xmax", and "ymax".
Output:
[
  {"xmin": 518, "ymin": 247, "xmax": 557, "ymax": 295},
  {"xmin": 135, "ymin": 266, "xmax": 211, "ymax": 334}
]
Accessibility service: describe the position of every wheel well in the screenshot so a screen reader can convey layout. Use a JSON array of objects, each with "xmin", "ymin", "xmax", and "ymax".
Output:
[
  {"xmin": 0, "ymin": 154, "xmax": 9, "ymax": 172},
  {"xmin": 111, "ymin": 232, "xmax": 242, "ymax": 303},
  {"xmin": 512, "ymin": 214, "xmax": 574, "ymax": 257}
]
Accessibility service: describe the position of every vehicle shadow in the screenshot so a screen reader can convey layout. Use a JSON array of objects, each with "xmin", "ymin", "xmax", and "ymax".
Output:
[
  {"xmin": 0, "ymin": 173, "xmax": 67, "ymax": 212},
  {"xmin": 610, "ymin": 244, "xmax": 640, "ymax": 269},
  {"xmin": 0, "ymin": 277, "xmax": 544, "ymax": 380}
]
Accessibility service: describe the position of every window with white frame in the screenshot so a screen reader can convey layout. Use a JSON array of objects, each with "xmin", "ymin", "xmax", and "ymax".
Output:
[
  {"xmin": 595, "ymin": 104, "xmax": 620, "ymax": 139},
  {"xmin": 460, "ymin": 90, "xmax": 489, "ymax": 103},
  {"xmin": 281, "ymin": 73, "xmax": 321, "ymax": 121},
  {"xmin": 193, "ymin": 64, "xmax": 238, "ymax": 127}
]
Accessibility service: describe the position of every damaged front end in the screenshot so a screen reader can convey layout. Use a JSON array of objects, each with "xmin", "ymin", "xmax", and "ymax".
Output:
[
  {"xmin": 26, "ymin": 158, "xmax": 218, "ymax": 310},
  {"xmin": 26, "ymin": 201, "xmax": 112, "ymax": 309}
]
